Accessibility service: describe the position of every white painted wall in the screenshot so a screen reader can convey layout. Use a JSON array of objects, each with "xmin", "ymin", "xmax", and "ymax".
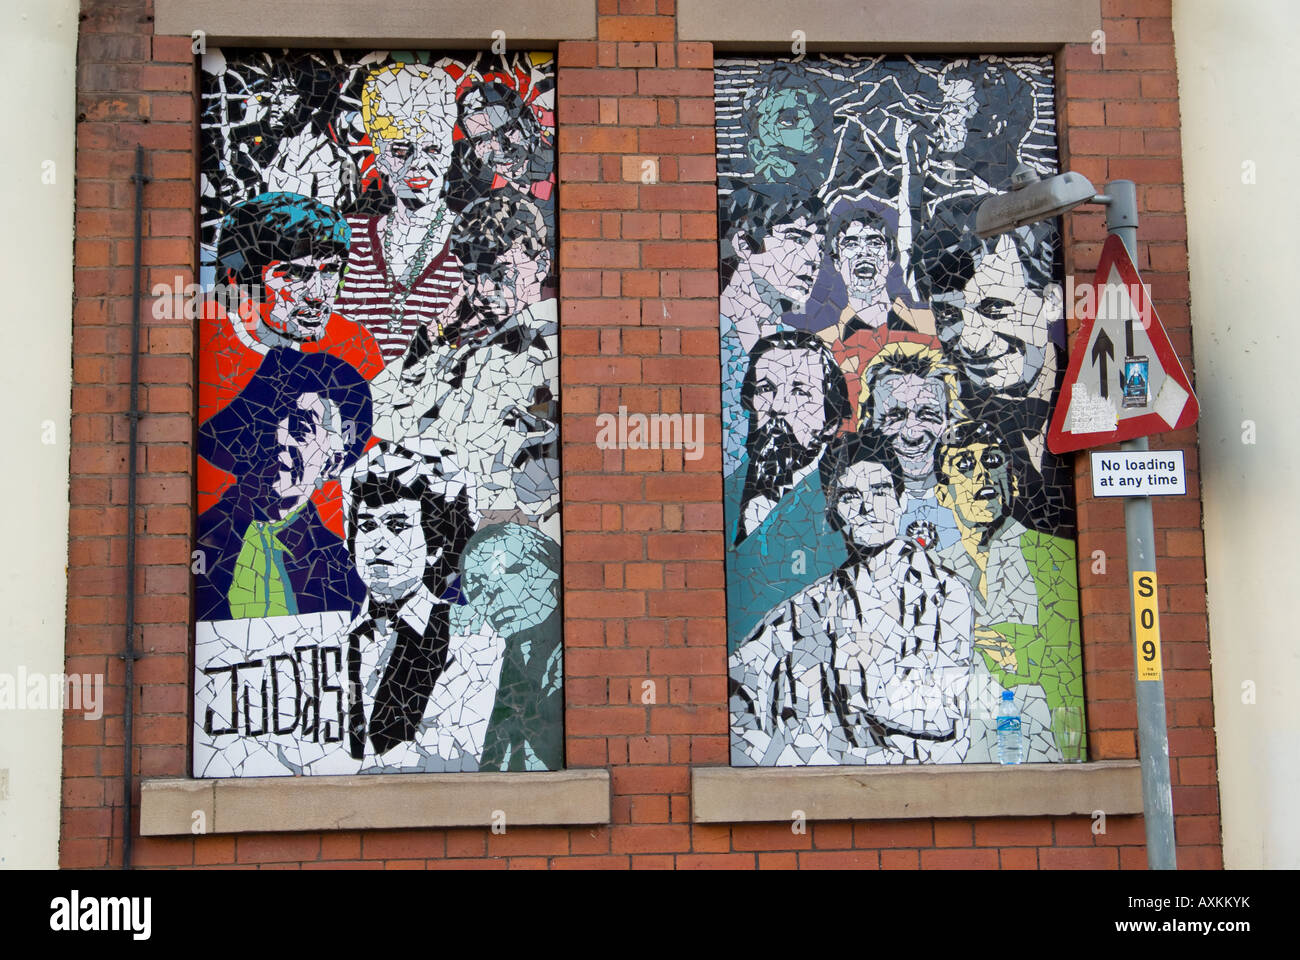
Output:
[
  {"xmin": 1174, "ymin": 0, "xmax": 1300, "ymax": 868},
  {"xmin": 0, "ymin": 0, "xmax": 78, "ymax": 869}
]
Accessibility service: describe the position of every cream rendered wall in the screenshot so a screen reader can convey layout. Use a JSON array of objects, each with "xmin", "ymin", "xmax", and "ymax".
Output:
[
  {"xmin": 0, "ymin": 0, "xmax": 78, "ymax": 869},
  {"xmin": 1174, "ymin": 0, "xmax": 1300, "ymax": 869}
]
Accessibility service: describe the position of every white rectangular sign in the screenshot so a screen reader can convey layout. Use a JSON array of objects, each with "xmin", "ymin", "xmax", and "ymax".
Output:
[
  {"xmin": 193, "ymin": 612, "xmax": 355, "ymax": 778},
  {"xmin": 1091, "ymin": 449, "xmax": 1186, "ymax": 497}
]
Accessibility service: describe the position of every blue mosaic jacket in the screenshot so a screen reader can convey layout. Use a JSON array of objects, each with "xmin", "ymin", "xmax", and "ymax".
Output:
[
  {"xmin": 724, "ymin": 456, "xmax": 848, "ymax": 655},
  {"xmin": 196, "ymin": 481, "xmax": 366, "ymax": 623}
]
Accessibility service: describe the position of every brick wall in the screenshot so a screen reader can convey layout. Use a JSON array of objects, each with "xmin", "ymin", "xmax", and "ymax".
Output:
[
  {"xmin": 63, "ymin": 0, "xmax": 1221, "ymax": 869},
  {"xmin": 1058, "ymin": 0, "xmax": 1220, "ymax": 866}
]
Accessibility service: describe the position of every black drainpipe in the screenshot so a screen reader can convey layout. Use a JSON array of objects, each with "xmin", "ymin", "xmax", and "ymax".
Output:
[{"xmin": 122, "ymin": 144, "xmax": 148, "ymax": 869}]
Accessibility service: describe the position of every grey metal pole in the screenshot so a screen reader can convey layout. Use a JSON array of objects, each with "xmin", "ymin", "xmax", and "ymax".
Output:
[{"xmin": 1107, "ymin": 179, "xmax": 1177, "ymax": 870}]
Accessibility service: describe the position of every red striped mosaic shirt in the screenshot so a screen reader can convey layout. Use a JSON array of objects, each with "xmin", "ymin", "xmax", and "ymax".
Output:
[{"xmin": 336, "ymin": 214, "xmax": 464, "ymax": 363}]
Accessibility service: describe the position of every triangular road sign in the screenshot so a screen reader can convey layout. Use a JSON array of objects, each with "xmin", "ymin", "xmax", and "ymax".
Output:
[{"xmin": 1048, "ymin": 234, "xmax": 1198, "ymax": 454}]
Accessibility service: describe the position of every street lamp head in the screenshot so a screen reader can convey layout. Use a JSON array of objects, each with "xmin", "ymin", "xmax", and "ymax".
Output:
[{"xmin": 975, "ymin": 164, "xmax": 1098, "ymax": 238}]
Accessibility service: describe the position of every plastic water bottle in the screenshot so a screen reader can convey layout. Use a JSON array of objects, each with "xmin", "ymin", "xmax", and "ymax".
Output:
[{"xmin": 996, "ymin": 690, "xmax": 1022, "ymax": 765}]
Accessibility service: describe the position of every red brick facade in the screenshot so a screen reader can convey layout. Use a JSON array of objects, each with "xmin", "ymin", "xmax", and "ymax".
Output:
[{"xmin": 64, "ymin": 0, "xmax": 1220, "ymax": 868}]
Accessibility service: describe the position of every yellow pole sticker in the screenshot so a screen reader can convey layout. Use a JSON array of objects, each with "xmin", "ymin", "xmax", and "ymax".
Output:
[{"xmin": 1132, "ymin": 571, "xmax": 1162, "ymax": 682}]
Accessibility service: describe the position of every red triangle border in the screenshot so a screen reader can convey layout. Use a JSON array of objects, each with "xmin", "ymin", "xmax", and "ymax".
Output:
[{"xmin": 1047, "ymin": 234, "xmax": 1199, "ymax": 454}]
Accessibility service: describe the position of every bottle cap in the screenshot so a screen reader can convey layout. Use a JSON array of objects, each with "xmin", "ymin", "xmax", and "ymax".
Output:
[{"xmin": 1001, "ymin": 690, "xmax": 1015, "ymax": 701}]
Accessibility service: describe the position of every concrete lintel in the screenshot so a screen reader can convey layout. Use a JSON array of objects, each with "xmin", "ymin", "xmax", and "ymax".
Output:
[
  {"xmin": 140, "ymin": 769, "xmax": 611, "ymax": 835},
  {"xmin": 155, "ymin": 0, "xmax": 597, "ymax": 47},
  {"xmin": 692, "ymin": 761, "xmax": 1143, "ymax": 823},
  {"xmin": 681, "ymin": 0, "xmax": 1101, "ymax": 51}
]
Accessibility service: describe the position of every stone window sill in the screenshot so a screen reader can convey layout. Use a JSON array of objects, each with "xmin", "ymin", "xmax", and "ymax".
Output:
[
  {"xmin": 153, "ymin": 0, "xmax": 597, "ymax": 46},
  {"xmin": 691, "ymin": 761, "xmax": 1142, "ymax": 823},
  {"xmin": 140, "ymin": 769, "xmax": 610, "ymax": 835},
  {"xmin": 680, "ymin": 0, "xmax": 1100, "ymax": 51}
]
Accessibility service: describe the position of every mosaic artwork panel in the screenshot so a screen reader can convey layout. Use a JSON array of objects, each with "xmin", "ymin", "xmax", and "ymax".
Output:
[
  {"xmin": 194, "ymin": 49, "xmax": 561, "ymax": 776},
  {"xmin": 717, "ymin": 56, "xmax": 1085, "ymax": 766}
]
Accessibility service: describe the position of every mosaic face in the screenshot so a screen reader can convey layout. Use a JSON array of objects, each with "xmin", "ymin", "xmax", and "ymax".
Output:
[
  {"xmin": 363, "ymin": 64, "xmax": 458, "ymax": 207},
  {"xmin": 260, "ymin": 255, "xmax": 344, "ymax": 343},
  {"xmin": 937, "ymin": 440, "xmax": 1017, "ymax": 529},
  {"xmin": 936, "ymin": 79, "xmax": 978, "ymax": 154},
  {"xmin": 263, "ymin": 76, "xmax": 302, "ymax": 129},
  {"xmin": 461, "ymin": 90, "xmax": 536, "ymax": 190},
  {"xmin": 194, "ymin": 50, "xmax": 562, "ymax": 777},
  {"xmin": 745, "ymin": 83, "xmax": 833, "ymax": 182},
  {"xmin": 833, "ymin": 220, "xmax": 891, "ymax": 305},
  {"xmin": 462, "ymin": 525, "xmax": 559, "ymax": 637},
  {"xmin": 466, "ymin": 234, "xmax": 548, "ymax": 324},
  {"xmin": 353, "ymin": 496, "xmax": 429, "ymax": 602},
  {"xmin": 379, "ymin": 137, "xmax": 448, "ymax": 206},
  {"xmin": 830, "ymin": 460, "xmax": 901, "ymax": 550},
  {"xmin": 870, "ymin": 372, "xmax": 949, "ymax": 482},
  {"xmin": 737, "ymin": 216, "xmax": 825, "ymax": 309},
  {"xmin": 749, "ymin": 348, "xmax": 830, "ymax": 455},
  {"xmin": 932, "ymin": 232, "xmax": 1057, "ymax": 392},
  {"xmin": 273, "ymin": 391, "xmax": 346, "ymax": 503},
  {"xmin": 720, "ymin": 55, "xmax": 1085, "ymax": 766}
]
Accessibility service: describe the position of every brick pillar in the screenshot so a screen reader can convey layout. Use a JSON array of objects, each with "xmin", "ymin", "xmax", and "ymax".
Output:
[
  {"xmin": 556, "ymin": 0, "xmax": 735, "ymax": 866},
  {"xmin": 66, "ymin": 0, "xmax": 198, "ymax": 867},
  {"xmin": 1060, "ymin": 0, "xmax": 1220, "ymax": 870}
]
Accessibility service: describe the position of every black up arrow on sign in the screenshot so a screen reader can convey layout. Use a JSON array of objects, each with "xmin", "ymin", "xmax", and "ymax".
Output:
[{"xmin": 1091, "ymin": 328, "xmax": 1114, "ymax": 399}]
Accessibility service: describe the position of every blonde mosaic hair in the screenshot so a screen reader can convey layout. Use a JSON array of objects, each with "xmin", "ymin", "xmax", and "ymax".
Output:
[
  {"xmin": 360, "ymin": 61, "xmax": 458, "ymax": 148},
  {"xmin": 857, "ymin": 341, "xmax": 968, "ymax": 429}
]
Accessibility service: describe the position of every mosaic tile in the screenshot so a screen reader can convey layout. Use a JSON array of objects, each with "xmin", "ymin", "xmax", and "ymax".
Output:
[
  {"xmin": 719, "ymin": 56, "xmax": 1084, "ymax": 765},
  {"xmin": 194, "ymin": 50, "xmax": 561, "ymax": 776}
]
